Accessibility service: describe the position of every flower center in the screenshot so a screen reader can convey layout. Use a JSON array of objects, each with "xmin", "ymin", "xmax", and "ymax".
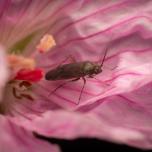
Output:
[{"xmin": 0, "ymin": 34, "xmax": 55, "ymax": 115}]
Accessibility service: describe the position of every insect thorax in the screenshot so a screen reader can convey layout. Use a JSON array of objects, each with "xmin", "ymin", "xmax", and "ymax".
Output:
[{"xmin": 83, "ymin": 61, "xmax": 102, "ymax": 75}]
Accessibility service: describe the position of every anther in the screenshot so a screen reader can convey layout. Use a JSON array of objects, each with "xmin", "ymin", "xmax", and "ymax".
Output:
[{"xmin": 36, "ymin": 34, "xmax": 56, "ymax": 53}]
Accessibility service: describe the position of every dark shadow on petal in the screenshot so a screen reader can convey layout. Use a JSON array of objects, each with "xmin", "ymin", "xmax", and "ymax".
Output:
[{"xmin": 35, "ymin": 133, "xmax": 151, "ymax": 152}]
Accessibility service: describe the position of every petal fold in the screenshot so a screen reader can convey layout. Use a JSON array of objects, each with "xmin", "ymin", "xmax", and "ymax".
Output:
[
  {"xmin": 13, "ymin": 110, "xmax": 152, "ymax": 149},
  {"xmin": 0, "ymin": 115, "xmax": 60, "ymax": 152}
]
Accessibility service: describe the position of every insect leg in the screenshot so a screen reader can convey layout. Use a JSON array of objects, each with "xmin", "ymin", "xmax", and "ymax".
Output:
[
  {"xmin": 77, "ymin": 77, "xmax": 86, "ymax": 104},
  {"xmin": 71, "ymin": 78, "xmax": 80, "ymax": 81},
  {"xmin": 104, "ymin": 65, "xmax": 118, "ymax": 71},
  {"xmin": 49, "ymin": 78, "xmax": 80, "ymax": 96},
  {"xmin": 68, "ymin": 54, "xmax": 77, "ymax": 63},
  {"xmin": 58, "ymin": 55, "xmax": 76, "ymax": 67}
]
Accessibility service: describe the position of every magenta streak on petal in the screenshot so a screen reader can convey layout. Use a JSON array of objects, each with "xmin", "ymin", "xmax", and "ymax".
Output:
[
  {"xmin": 82, "ymin": 78, "xmax": 108, "ymax": 86},
  {"xmin": 41, "ymin": 48, "xmax": 151, "ymax": 104},
  {"xmin": 0, "ymin": 0, "xmax": 10, "ymax": 18},
  {"xmin": 105, "ymin": 73, "xmax": 143, "ymax": 83},
  {"xmin": 55, "ymin": 0, "xmax": 129, "ymax": 36},
  {"xmin": 13, "ymin": 0, "xmax": 32, "ymax": 18},
  {"xmin": 78, "ymin": 79, "xmax": 150, "ymax": 108},
  {"xmin": 40, "ymin": 78, "xmax": 108, "ymax": 97},
  {"xmin": 75, "ymin": 86, "xmax": 116, "ymax": 108},
  {"xmin": 60, "ymin": 86, "xmax": 96, "ymax": 96},
  {"xmin": 88, "ymin": 47, "xmax": 152, "ymax": 76},
  {"xmin": 58, "ymin": 16, "xmax": 152, "ymax": 48},
  {"xmin": 41, "ymin": 61, "xmax": 62, "ymax": 69},
  {"xmin": 118, "ymin": 95, "xmax": 152, "ymax": 116},
  {"xmin": 59, "ymin": 77, "xmax": 110, "ymax": 95},
  {"xmin": 38, "ymin": 83, "xmax": 77, "ymax": 105},
  {"xmin": 18, "ymin": 102, "xmax": 44, "ymax": 116},
  {"xmin": 8, "ymin": 120, "xmax": 31, "ymax": 147},
  {"xmin": 77, "ymin": 98, "xmax": 107, "ymax": 112},
  {"xmin": 19, "ymin": 1, "xmax": 52, "ymax": 30},
  {"xmin": 41, "ymin": 80, "xmax": 109, "ymax": 99},
  {"xmin": 41, "ymin": 68, "xmax": 145, "ymax": 103},
  {"xmin": 41, "ymin": 47, "xmax": 152, "ymax": 70},
  {"xmin": 38, "ymin": 94, "xmax": 62, "ymax": 109},
  {"xmin": 37, "ymin": 0, "xmax": 77, "ymax": 31},
  {"xmin": 77, "ymin": 91, "xmax": 152, "ymax": 113},
  {"xmin": 31, "ymin": 1, "xmax": 52, "ymax": 20},
  {"xmin": 0, "ymin": 0, "xmax": 12, "ymax": 42},
  {"xmin": 7, "ymin": 1, "xmax": 52, "ymax": 41},
  {"xmin": 53, "ymin": 92, "xmax": 78, "ymax": 105},
  {"xmin": 47, "ymin": 0, "xmax": 75, "ymax": 19},
  {"xmin": 11, "ymin": 107, "xmax": 32, "ymax": 121},
  {"xmin": 6, "ymin": 0, "xmax": 32, "ymax": 40},
  {"xmin": 39, "ymin": 84, "xmax": 76, "ymax": 104},
  {"xmin": 104, "ymin": 47, "xmax": 152, "ymax": 63},
  {"xmin": 64, "ymin": 87, "xmax": 115, "ymax": 106},
  {"xmin": 5, "ymin": 1, "xmax": 33, "ymax": 45}
]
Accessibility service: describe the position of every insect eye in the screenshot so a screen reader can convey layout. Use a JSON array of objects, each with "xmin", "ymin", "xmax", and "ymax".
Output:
[{"xmin": 95, "ymin": 66, "xmax": 101, "ymax": 73}]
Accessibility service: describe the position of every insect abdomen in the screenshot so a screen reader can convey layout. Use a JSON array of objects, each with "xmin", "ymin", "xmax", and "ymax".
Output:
[
  {"xmin": 45, "ymin": 68, "xmax": 63, "ymax": 80},
  {"xmin": 45, "ymin": 62, "xmax": 90, "ymax": 80}
]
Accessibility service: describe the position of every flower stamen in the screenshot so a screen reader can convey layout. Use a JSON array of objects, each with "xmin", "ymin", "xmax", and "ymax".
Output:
[
  {"xmin": 36, "ymin": 34, "xmax": 56, "ymax": 53},
  {"xmin": 12, "ymin": 87, "xmax": 22, "ymax": 99},
  {"xmin": 19, "ymin": 81, "xmax": 32, "ymax": 88},
  {"xmin": 8, "ymin": 54, "xmax": 36, "ymax": 71},
  {"xmin": 12, "ymin": 82, "xmax": 34, "ymax": 101},
  {"xmin": 20, "ymin": 93, "xmax": 34, "ymax": 101},
  {"xmin": 14, "ymin": 68, "xmax": 43, "ymax": 82}
]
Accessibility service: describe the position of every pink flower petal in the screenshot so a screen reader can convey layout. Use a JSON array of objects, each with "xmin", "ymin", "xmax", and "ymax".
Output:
[
  {"xmin": 2, "ymin": 0, "xmax": 152, "ymax": 150},
  {"xmin": 13, "ymin": 82, "xmax": 152, "ymax": 149},
  {"xmin": 0, "ymin": 115, "xmax": 60, "ymax": 152},
  {"xmin": 13, "ymin": 109, "xmax": 152, "ymax": 149},
  {"xmin": 37, "ymin": 0, "xmax": 152, "ymax": 108},
  {"xmin": 31, "ymin": 1, "xmax": 152, "ymax": 149},
  {"xmin": 0, "ymin": 0, "xmax": 83, "ymax": 53}
]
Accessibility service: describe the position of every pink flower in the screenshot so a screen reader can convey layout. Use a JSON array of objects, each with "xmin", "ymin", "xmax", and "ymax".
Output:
[{"xmin": 1, "ymin": 0, "xmax": 152, "ymax": 151}]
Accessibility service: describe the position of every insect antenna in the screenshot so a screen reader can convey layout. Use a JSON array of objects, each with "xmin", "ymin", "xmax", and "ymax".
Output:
[
  {"xmin": 99, "ymin": 34, "xmax": 114, "ymax": 68},
  {"xmin": 99, "ymin": 43, "xmax": 110, "ymax": 68}
]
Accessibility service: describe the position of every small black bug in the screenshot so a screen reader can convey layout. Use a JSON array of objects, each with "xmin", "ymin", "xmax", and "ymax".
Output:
[{"xmin": 45, "ymin": 45, "xmax": 109, "ymax": 104}]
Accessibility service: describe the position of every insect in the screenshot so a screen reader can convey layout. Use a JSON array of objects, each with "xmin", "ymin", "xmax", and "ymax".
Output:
[{"xmin": 45, "ymin": 45, "xmax": 109, "ymax": 104}]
